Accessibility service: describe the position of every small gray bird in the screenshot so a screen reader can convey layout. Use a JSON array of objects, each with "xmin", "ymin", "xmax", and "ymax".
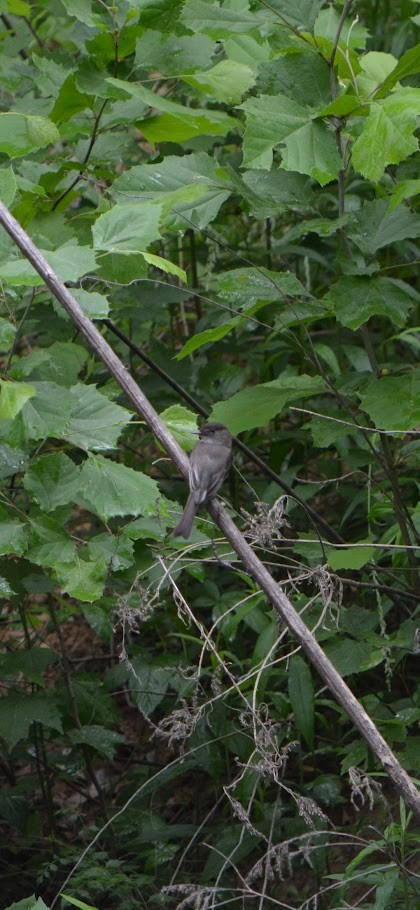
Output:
[{"xmin": 173, "ymin": 422, "xmax": 233, "ymax": 539}]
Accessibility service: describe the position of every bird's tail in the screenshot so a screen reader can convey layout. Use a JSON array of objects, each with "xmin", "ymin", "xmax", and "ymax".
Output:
[{"xmin": 173, "ymin": 492, "xmax": 198, "ymax": 539}]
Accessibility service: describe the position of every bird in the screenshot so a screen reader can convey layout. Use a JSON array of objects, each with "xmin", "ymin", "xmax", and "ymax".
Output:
[{"xmin": 173, "ymin": 422, "xmax": 233, "ymax": 539}]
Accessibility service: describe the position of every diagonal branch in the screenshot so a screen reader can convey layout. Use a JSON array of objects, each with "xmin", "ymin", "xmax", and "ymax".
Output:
[{"xmin": 0, "ymin": 199, "xmax": 419, "ymax": 822}]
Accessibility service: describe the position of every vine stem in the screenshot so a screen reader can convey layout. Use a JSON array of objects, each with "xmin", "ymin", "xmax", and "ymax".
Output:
[{"xmin": 0, "ymin": 199, "xmax": 419, "ymax": 822}]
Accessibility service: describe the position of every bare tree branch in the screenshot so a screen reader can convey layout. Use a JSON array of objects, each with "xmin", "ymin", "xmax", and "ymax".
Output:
[{"xmin": 0, "ymin": 199, "xmax": 419, "ymax": 822}]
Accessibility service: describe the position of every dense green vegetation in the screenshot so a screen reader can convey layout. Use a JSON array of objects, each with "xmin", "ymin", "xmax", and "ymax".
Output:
[{"xmin": 0, "ymin": 0, "xmax": 419, "ymax": 908}]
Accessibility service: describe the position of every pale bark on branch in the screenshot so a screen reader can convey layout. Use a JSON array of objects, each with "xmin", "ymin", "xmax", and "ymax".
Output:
[{"xmin": 1, "ymin": 199, "xmax": 419, "ymax": 822}]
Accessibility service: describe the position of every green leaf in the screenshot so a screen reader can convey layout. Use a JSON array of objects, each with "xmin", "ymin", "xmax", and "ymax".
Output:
[
  {"xmin": 210, "ymin": 375, "xmax": 327, "ymax": 434},
  {"xmin": 68, "ymin": 724, "xmax": 126, "ymax": 759},
  {"xmin": 217, "ymin": 266, "xmax": 310, "ymax": 306},
  {"xmin": 324, "ymin": 639, "xmax": 381, "ymax": 677},
  {"xmin": 347, "ymin": 199, "xmax": 420, "ymax": 256},
  {"xmin": 4, "ymin": 896, "xmax": 50, "ymax": 910},
  {"xmin": 0, "ymin": 691, "xmax": 62, "ymax": 750},
  {"xmin": 377, "ymin": 44, "xmax": 420, "ymax": 95},
  {"xmin": 92, "ymin": 202, "xmax": 163, "ymax": 253},
  {"xmin": 112, "ymin": 152, "xmax": 232, "ymax": 231},
  {"xmin": 127, "ymin": 661, "xmax": 175, "ymax": 716},
  {"xmin": 388, "ymin": 178, "xmax": 420, "ymax": 212},
  {"xmin": 59, "ymin": 0, "xmax": 98, "ymax": 27},
  {"xmin": 240, "ymin": 95, "xmax": 341, "ymax": 183},
  {"xmin": 0, "ymin": 165, "xmax": 17, "ymax": 206},
  {"xmin": 0, "ymin": 113, "xmax": 60, "ymax": 158},
  {"xmin": 327, "ymin": 544, "xmax": 375, "ymax": 571},
  {"xmin": 180, "ymin": 0, "xmax": 257, "ymax": 36},
  {"xmin": 160, "ymin": 405, "xmax": 198, "ymax": 450},
  {"xmin": 183, "ymin": 60, "xmax": 255, "ymax": 105},
  {"xmin": 79, "ymin": 454, "xmax": 162, "ymax": 520},
  {"xmin": 0, "ymin": 316, "xmax": 17, "ymax": 348},
  {"xmin": 351, "ymin": 88, "xmax": 420, "ymax": 183},
  {"xmin": 10, "ymin": 342, "xmax": 88, "ymax": 385},
  {"xmin": 27, "ymin": 516, "xmax": 75, "ymax": 568},
  {"xmin": 19, "ymin": 382, "xmax": 74, "ymax": 440},
  {"xmin": 87, "ymin": 533, "xmax": 135, "ymax": 572},
  {"xmin": 268, "ymin": 0, "xmax": 323, "ymax": 29},
  {"xmin": 0, "ymin": 443, "xmax": 27, "ymax": 479},
  {"xmin": 106, "ymin": 77, "xmax": 237, "ymax": 142},
  {"xmin": 360, "ymin": 372, "xmax": 420, "ymax": 432},
  {"xmin": 323, "ymin": 276, "xmax": 417, "ymax": 329},
  {"xmin": 256, "ymin": 52, "xmax": 330, "ymax": 108},
  {"xmin": 70, "ymin": 288, "xmax": 110, "ymax": 319},
  {"xmin": 288, "ymin": 655, "xmax": 314, "ymax": 750},
  {"xmin": 0, "ymin": 243, "xmax": 96, "ymax": 286},
  {"xmin": 0, "ymin": 518, "xmax": 28, "ymax": 556},
  {"xmin": 134, "ymin": 30, "xmax": 215, "ymax": 76},
  {"xmin": 64, "ymin": 383, "xmax": 133, "ymax": 451},
  {"xmin": 176, "ymin": 321, "xmax": 237, "ymax": 359},
  {"xmin": 142, "ymin": 252, "xmax": 187, "ymax": 282},
  {"xmin": 0, "ymin": 648, "xmax": 59, "ymax": 686},
  {"xmin": 55, "ymin": 556, "xmax": 108, "ymax": 603},
  {"xmin": 23, "ymin": 453, "xmax": 81, "ymax": 511},
  {"xmin": 0, "ymin": 380, "xmax": 36, "ymax": 419}
]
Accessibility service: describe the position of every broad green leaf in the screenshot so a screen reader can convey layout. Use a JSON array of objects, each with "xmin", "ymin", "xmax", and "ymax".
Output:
[
  {"xmin": 360, "ymin": 372, "xmax": 420, "ymax": 432},
  {"xmin": 0, "ymin": 243, "xmax": 96, "ymax": 286},
  {"xmin": 27, "ymin": 516, "xmax": 76, "ymax": 568},
  {"xmin": 92, "ymin": 202, "xmax": 163, "ymax": 253},
  {"xmin": 0, "ymin": 691, "xmax": 62, "ymax": 750},
  {"xmin": 112, "ymin": 152, "xmax": 232, "ymax": 230},
  {"xmin": 160, "ymin": 405, "xmax": 198, "ymax": 450},
  {"xmin": 180, "ymin": 0, "xmax": 257, "ymax": 36},
  {"xmin": 267, "ymin": 0, "xmax": 323, "ymax": 29},
  {"xmin": 217, "ymin": 266, "xmax": 310, "ymax": 306},
  {"xmin": 373, "ymin": 868, "xmax": 400, "ymax": 910},
  {"xmin": 23, "ymin": 453, "xmax": 81, "ymax": 511},
  {"xmin": 59, "ymin": 0, "xmax": 98, "ymax": 26},
  {"xmin": 0, "ymin": 519, "xmax": 28, "ymax": 556},
  {"xmin": 10, "ymin": 342, "xmax": 88, "ymax": 385},
  {"xmin": 183, "ymin": 60, "xmax": 255, "ymax": 105},
  {"xmin": 0, "ymin": 165, "xmax": 17, "ymax": 206},
  {"xmin": 50, "ymin": 74, "xmax": 94, "ymax": 123},
  {"xmin": 63, "ymin": 383, "xmax": 132, "ymax": 451},
  {"xmin": 79, "ymin": 454, "xmax": 162, "ymax": 520},
  {"xmin": 127, "ymin": 661, "xmax": 175, "ymax": 716},
  {"xmin": 210, "ymin": 375, "xmax": 327, "ymax": 434},
  {"xmin": 356, "ymin": 51, "xmax": 397, "ymax": 98},
  {"xmin": 240, "ymin": 95, "xmax": 341, "ymax": 183},
  {"xmin": 0, "ymin": 316, "xmax": 16, "ymax": 348},
  {"xmin": 176, "ymin": 321, "xmax": 237, "ymax": 359},
  {"xmin": 347, "ymin": 199, "xmax": 420, "ymax": 256},
  {"xmin": 0, "ymin": 379, "xmax": 35, "ymax": 419},
  {"xmin": 106, "ymin": 77, "xmax": 237, "ymax": 142},
  {"xmin": 0, "ymin": 113, "xmax": 60, "ymax": 158},
  {"xmin": 224, "ymin": 34, "xmax": 271, "ymax": 71},
  {"xmin": 323, "ymin": 276, "xmax": 417, "ymax": 329},
  {"xmin": 324, "ymin": 639, "xmax": 383, "ymax": 676},
  {"xmin": 0, "ymin": 648, "xmax": 59, "ymax": 686},
  {"xmin": 388, "ymin": 179, "xmax": 420, "ymax": 212},
  {"xmin": 87, "ymin": 533, "xmax": 135, "ymax": 572},
  {"xmin": 19, "ymin": 382, "xmax": 74, "ymax": 440},
  {"xmin": 256, "ymin": 52, "xmax": 330, "ymax": 108},
  {"xmin": 314, "ymin": 7, "xmax": 369, "ymax": 48},
  {"xmin": 71, "ymin": 288, "xmax": 110, "ymax": 319},
  {"xmin": 55, "ymin": 556, "xmax": 108, "ymax": 602},
  {"xmin": 68, "ymin": 724, "xmax": 126, "ymax": 759},
  {"xmin": 351, "ymin": 88, "xmax": 420, "ymax": 182},
  {"xmin": 0, "ymin": 443, "xmax": 27, "ymax": 479},
  {"xmin": 377, "ymin": 44, "xmax": 420, "ymax": 95},
  {"xmin": 288, "ymin": 655, "xmax": 314, "ymax": 750},
  {"xmin": 61, "ymin": 896, "xmax": 100, "ymax": 910},
  {"xmin": 327, "ymin": 544, "xmax": 375, "ymax": 571},
  {"xmin": 142, "ymin": 252, "xmax": 187, "ymax": 282},
  {"xmin": 134, "ymin": 31, "xmax": 215, "ymax": 76}
]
